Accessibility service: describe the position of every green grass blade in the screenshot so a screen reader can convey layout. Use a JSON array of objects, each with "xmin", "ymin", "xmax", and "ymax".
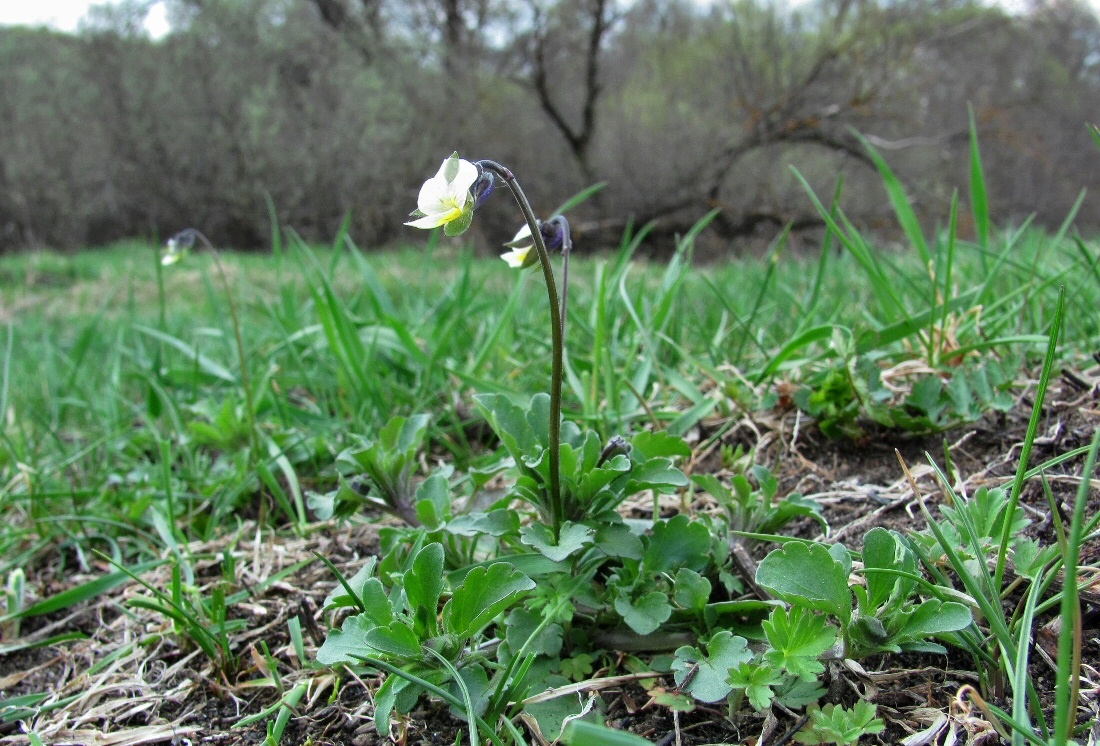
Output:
[
  {"xmin": 1010, "ymin": 565, "xmax": 1046, "ymax": 744},
  {"xmin": 937, "ymin": 191, "xmax": 959, "ymax": 365},
  {"xmin": 424, "ymin": 648, "xmax": 480, "ymax": 746},
  {"xmin": 1049, "ymin": 190, "xmax": 1086, "ymax": 251},
  {"xmin": 0, "ymin": 322, "xmax": 10, "ymax": 440},
  {"xmin": 791, "ymin": 167, "xmax": 908, "ymax": 319},
  {"xmin": 969, "ymin": 108, "xmax": 990, "ymax": 250},
  {"xmin": 350, "ymin": 655, "xmax": 508, "ymax": 746},
  {"xmin": 551, "ymin": 182, "xmax": 607, "ymax": 216},
  {"xmin": 133, "ymin": 325, "xmax": 236, "ymax": 383},
  {"xmin": 753, "ymin": 325, "xmax": 835, "ymax": 382},
  {"xmin": 0, "ymin": 560, "xmax": 164, "ymax": 622},
  {"xmin": 995, "ymin": 286, "xmax": 1064, "ymax": 588},
  {"xmin": 857, "ymin": 133, "xmax": 931, "ymax": 265},
  {"xmin": 1053, "ymin": 428, "xmax": 1099, "ymax": 744}
]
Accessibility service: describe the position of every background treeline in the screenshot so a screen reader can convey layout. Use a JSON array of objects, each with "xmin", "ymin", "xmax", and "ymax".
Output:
[{"xmin": 0, "ymin": 0, "xmax": 1098, "ymax": 255}]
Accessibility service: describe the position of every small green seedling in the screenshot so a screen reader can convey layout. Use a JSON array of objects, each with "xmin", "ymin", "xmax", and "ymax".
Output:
[{"xmin": 795, "ymin": 701, "xmax": 885, "ymax": 745}]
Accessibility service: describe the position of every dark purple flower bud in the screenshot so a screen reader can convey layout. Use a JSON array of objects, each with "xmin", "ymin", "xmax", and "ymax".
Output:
[
  {"xmin": 540, "ymin": 215, "xmax": 571, "ymax": 253},
  {"xmin": 471, "ymin": 171, "xmax": 496, "ymax": 209},
  {"xmin": 597, "ymin": 435, "xmax": 631, "ymax": 467}
]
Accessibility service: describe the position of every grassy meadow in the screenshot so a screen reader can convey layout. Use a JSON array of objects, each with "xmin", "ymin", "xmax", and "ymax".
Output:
[
  {"xmin": 1, "ymin": 161, "xmax": 1099, "ymax": 744},
  {"xmin": 1, "ymin": 223, "xmax": 1090, "ymax": 555}
]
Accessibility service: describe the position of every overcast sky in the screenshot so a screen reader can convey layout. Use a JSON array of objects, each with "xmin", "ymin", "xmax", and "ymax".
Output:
[
  {"xmin": 0, "ymin": 0, "xmax": 170, "ymax": 35},
  {"xmin": 0, "ymin": 0, "xmax": 1098, "ymax": 36}
]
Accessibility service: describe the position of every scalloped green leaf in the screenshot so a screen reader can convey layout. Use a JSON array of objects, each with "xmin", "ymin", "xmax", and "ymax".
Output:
[
  {"xmin": 897, "ymin": 599, "xmax": 972, "ymax": 639},
  {"xmin": 404, "ymin": 543, "xmax": 445, "ymax": 638},
  {"xmin": 673, "ymin": 568, "xmax": 712, "ymax": 612},
  {"xmin": 473, "ymin": 393, "xmax": 539, "ymax": 458},
  {"xmin": 626, "ymin": 457, "xmax": 689, "ymax": 495},
  {"xmin": 520, "ymin": 521, "xmax": 594, "ymax": 562},
  {"xmin": 644, "ymin": 515, "xmax": 711, "ymax": 573},
  {"xmin": 756, "ymin": 542, "xmax": 852, "ymax": 625},
  {"xmin": 862, "ymin": 528, "xmax": 916, "ymax": 608},
  {"xmin": 593, "ymin": 520, "xmax": 644, "ymax": 560},
  {"xmin": 672, "ymin": 631, "xmax": 753, "ymax": 703},
  {"xmin": 631, "ymin": 431, "xmax": 692, "ymax": 460},
  {"xmin": 316, "ymin": 614, "xmax": 377, "ymax": 666},
  {"xmin": 615, "ymin": 590, "xmax": 673, "ymax": 635},
  {"xmin": 414, "ymin": 473, "xmax": 452, "ymax": 529},
  {"xmin": 364, "ymin": 621, "xmax": 422, "ymax": 659},
  {"xmin": 443, "ymin": 562, "xmax": 535, "ymax": 639},
  {"xmin": 444, "ymin": 509, "xmax": 520, "ymax": 537}
]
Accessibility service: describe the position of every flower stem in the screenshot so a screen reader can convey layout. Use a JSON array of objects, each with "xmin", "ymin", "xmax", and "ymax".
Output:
[{"xmin": 476, "ymin": 161, "xmax": 565, "ymax": 534}]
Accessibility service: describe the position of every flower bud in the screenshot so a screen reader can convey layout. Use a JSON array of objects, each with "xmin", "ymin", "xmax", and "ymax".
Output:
[{"xmin": 471, "ymin": 170, "xmax": 496, "ymax": 209}]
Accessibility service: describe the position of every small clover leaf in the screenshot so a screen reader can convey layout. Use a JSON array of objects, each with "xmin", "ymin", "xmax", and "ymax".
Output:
[
  {"xmin": 560, "ymin": 653, "xmax": 596, "ymax": 682},
  {"xmin": 762, "ymin": 606, "xmax": 837, "ymax": 682}
]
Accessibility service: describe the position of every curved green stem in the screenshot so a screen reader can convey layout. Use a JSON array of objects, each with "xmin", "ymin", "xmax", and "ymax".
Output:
[{"xmin": 477, "ymin": 161, "xmax": 565, "ymax": 534}]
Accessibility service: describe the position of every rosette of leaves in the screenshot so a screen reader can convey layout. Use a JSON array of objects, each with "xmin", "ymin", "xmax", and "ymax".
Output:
[
  {"xmin": 693, "ymin": 465, "xmax": 826, "ymax": 537},
  {"xmin": 317, "ymin": 543, "xmax": 535, "ymax": 733},
  {"xmin": 794, "ymin": 354, "xmax": 1015, "ymax": 439},
  {"xmin": 474, "ymin": 392, "xmax": 690, "ymax": 560},
  {"xmin": 795, "ymin": 701, "xmax": 885, "ymax": 745},
  {"xmin": 308, "ymin": 413, "xmax": 430, "ymax": 523},
  {"xmin": 907, "ymin": 485, "xmax": 1029, "ymax": 577}
]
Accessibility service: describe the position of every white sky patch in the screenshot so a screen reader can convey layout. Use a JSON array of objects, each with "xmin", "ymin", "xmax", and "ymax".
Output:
[
  {"xmin": 0, "ymin": 0, "xmax": 1096, "ymax": 37},
  {"xmin": 0, "ymin": 0, "xmax": 169, "ymax": 36}
]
